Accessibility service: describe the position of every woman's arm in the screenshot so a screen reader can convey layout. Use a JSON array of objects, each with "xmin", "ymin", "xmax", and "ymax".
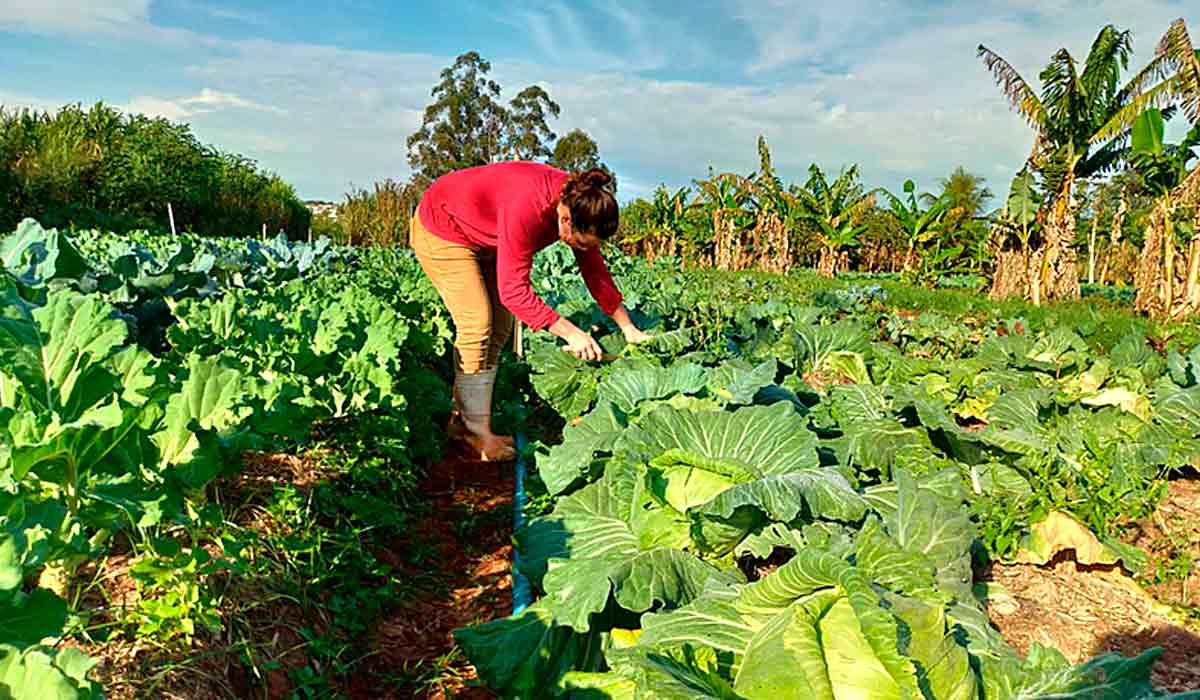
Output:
[
  {"xmin": 496, "ymin": 206, "xmax": 606, "ymax": 360},
  {"xmin": 574, "ymin": 247, "xmax": 651, "ymax": 343},
  {"xmin": 609, "ymin": 304, "xmax": 653, "ymax": 343},
  {"xmin": 548, "ymin": 317, "xmax": 603, "ymax": 361}
]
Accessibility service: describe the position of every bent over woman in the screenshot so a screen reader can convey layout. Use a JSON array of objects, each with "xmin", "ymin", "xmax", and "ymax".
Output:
[{"xmin": 411, "ymin": 162, "xmax": 650, "ymax": 463}]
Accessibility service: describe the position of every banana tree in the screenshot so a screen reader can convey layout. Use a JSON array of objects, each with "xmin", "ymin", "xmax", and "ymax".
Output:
[
  {"xmin": 1129, "ymin": 107, "xmax": 1200, "ymax": 317},
  {"xmin": 642, "ymin": 185, "xmax": 691, "ymax": 261},
  {"xmin": 882, "ymin": 179, "xmax": 951, "ymax": 273},
  {"xmin": 693, "ymin": 171, "xmax": 753, "ymax": 269},
  {"xmin": 792, "ymin": 163, "xmax": 876, "ymax": 277},
  {"xmin": 979, "ymin": 24, "xmax": 1178, "ymax": 302},
  {"xmin": 990, "ymin": 169, "xmax": 1046, "ymax": 303},
  {"xmin": 745, "ymin": 136, "xmax": 807, "ymax": 272}
]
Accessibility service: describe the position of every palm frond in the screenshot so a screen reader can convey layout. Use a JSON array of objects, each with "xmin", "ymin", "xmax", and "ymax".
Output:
[
  {"xmin": 1080, "ymin": 25, "xmax": 1132, "ymax": 103},
  {"xmin": 1041, "ymin": 49, "xmax": 1084, "ymax": 138},
  {"xmin": 1091, "ymin": 78, "xmax": 1180, "ymax": 144},
  {"xmin": 1078, "ymin": 139, "xmax": 1127, "ymax": 179},
  {"xmin": 829, "ymin": 167, "xmax": 863, "ymax": 209},
  {"xmin": 841, "ymin": 191, "xmax": 877, "ymax": 223},
  {"xmin": 978, "ymin": 45, "xmax": 1048, "ymax": 128},
  {"xmin": 1157, "ymin": 19, "xmax": 1200, "ymax": 123},
  {"xmin": 1116, "ymin": 52, "xmax": 1176, "ymax": 106}
]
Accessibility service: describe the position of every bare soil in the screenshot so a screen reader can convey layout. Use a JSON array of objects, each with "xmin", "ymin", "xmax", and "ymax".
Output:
[
  {"xmin": 1122, "ymin": 475, "xmax": 1200, "ymax": 609},
  {"xmin": 985, "ymin": 475, "xmax": 1200, "ymax": 693},
  {"xmin": 356, "ymin": 442, "xmax": 513, "ymax": 699}
]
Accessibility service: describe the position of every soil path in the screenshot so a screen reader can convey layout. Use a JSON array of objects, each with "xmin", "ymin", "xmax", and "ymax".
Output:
[{"xmin": 355, "ymin": 443, "xmax": 515, "ymax": 699}]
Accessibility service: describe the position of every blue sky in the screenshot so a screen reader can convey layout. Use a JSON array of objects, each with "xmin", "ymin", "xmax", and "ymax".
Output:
[{"xmin": 1, "ymin": 1, "xmax": 1196, "ymax": 203}]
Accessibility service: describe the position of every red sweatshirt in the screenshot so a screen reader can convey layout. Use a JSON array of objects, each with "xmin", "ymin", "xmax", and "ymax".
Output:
[{"xmin": 416, "ymin": 161, "xmax": 623, "ymax": 331}]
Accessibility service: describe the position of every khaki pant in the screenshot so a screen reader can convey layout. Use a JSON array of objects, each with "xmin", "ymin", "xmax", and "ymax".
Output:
[{"xmin": 411, "ymin": 211, "xmax": 513, "ymax": 374}]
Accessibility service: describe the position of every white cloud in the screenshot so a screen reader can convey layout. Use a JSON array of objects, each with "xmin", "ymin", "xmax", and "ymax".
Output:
[
  {"xmin": 0, "ymin": 0, "xmax": 150, "ymax": 33},
  {"xmin": 123, "ymin": 95, "xmax": 192, "ymax": 120},
  {"xmin": 122, "ymin": 88, "xmax": 284, "ymax": 121},
  {"xmin": 182, "ymin": 88, "xmax": 282, "ymax": 114}
]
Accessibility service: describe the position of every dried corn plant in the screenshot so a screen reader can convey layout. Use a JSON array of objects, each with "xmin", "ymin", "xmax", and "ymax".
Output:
[{"xmin": 337, "ymin": 179, "xmax": 419, "ymax": 248}]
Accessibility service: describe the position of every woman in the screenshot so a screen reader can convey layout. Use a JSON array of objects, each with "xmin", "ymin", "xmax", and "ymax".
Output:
[{"xmin": 411, "ymin": 161, "xmax": 650, "ymax": 462}]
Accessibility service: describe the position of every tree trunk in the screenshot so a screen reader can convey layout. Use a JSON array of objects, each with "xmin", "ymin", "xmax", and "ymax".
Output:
[
  {"xmin": 1135, "ymin": 201, "xmax": 1169, "ymax": 317},
  {"xmin": 753, "ymin": 212, "xmax": 788, "ymax": 274},
  {"xmin": 1136, "ymin": 166, "xmax": 1200, "ymax": 318},
  {"xmin": 817, "ymin": 246, "xmax": 837, "ymax": 277},
  {"xmin": 1087, "ymin": 213, "xmax": 1098, "ymax": 285},
  {"xmin": 990, "ymin": 249, "xmax": 1031, "ymax": 300},
  {"xmin": 1040, "ymin": 171, "xmax": 1082, "ymax": 302}
]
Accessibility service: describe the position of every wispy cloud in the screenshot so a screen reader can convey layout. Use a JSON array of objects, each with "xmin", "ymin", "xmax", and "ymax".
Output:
[
  {"xmin": 482, "ymin": 0, "xmax": 696, "ymax": 73},
  {"xmin": 166, "ymin": 0, "xmax": 271, "ymax": 28},
  {"xmin": 0, "ymin": 0, "xmax": 150, "ymax": 34},
  {"xmin": 123, "ymin": 87, "xmax": 284, "ymax": 121}
]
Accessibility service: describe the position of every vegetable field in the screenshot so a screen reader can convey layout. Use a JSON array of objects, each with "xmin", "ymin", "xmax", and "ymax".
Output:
[
  {"xmin": 461, "ymin": 249, "xmax": 1200, "ymax": 697},
  {"xmin": 0, "ymin": 219, "xmax": 457, "ymax": 697},
  {"xmin": 2, "ymin": 219, "xmax": 1200, "ymax": 698}
]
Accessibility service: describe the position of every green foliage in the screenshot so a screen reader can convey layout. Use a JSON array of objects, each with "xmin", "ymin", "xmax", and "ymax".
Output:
[
  {"xmin": 549, "ymin": 129, "xmax": 601, "ymax": 173},
  {"xmin": 0, "ymin": 103, "xmax": 311, "ymax": 238},
  {"xmin": 0, "ymin": 223, "xmax": 454, "ymax": 692},
  {"xmin": 1129, "ymin": 108, "xmax": 1200, "ymax": 196},
  {"xmin": 406, "ymin": 51, "xmax": 564, "ymax": 188},
  {"xmin": 460, "ymin": 249, "xmax": 1200, "ymax": 698}
]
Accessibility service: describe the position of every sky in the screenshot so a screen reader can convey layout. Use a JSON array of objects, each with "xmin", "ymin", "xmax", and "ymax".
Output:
[{"xmin": 1, "ymin": 1, "xmax": 1196, "ymax": 204}]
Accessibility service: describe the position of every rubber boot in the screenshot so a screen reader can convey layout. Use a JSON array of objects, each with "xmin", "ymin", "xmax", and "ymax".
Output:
[{"xmin": 455, "ymin": 368, "xmax": 516, "ymax": 462}]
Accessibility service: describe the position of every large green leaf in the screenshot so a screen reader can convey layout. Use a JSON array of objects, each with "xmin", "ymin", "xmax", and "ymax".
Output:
[
  {"xmin": 707, "ymin": 359, "xmax": 778, "ymax": 406},
  {"xmin": 1005, "ymin": 170, "xmax": 1041, "ymax": 228},
  {"xmin": 520, "ymin": 460, "xmax": 738, "ymax": 631},
  {"xmin": 0, "ymin": 220, "xmax": 89, "ymax": 287},
  {"xmin": 618, "ymin": 402, "xmax": 820, "ymax": 475},
  {"xmin": 597, "ymin": 362, "xmax": 707, "ymax": 413},
  {"xmin": 0, "ymin": 644, "xmax": 100, "ymax": 700},
  {"xmin": 452, "ymin": 599, "xmax": 609, "ymax": 700},
  {"xmin": 152, "ymin": 355, "xmax": 249, "ymax": 488},
  {"xmin": 793, "ymin": 319, "xmax": 871, "ymax": 375},
  {"xmin": 1131, "ymin": 108, "xmax": 1165, "ymax": 156},
  {"xmin": 536, "ymin": 402, "xmax": 628, "ymax": 496},
  {"xmin": 0, "ymin": 588, "xmax": 68, "ymax": 647},
  {"xmin": 624, "ymin": 549, "xmax": 925, "ymax": 699},
  {"xmin": 0, "ymin": 293, "xmax": 126, "ymax": 423},
  {"xmin": 529, "ymin": 344, "xmax": 603, "ymax": 419}
]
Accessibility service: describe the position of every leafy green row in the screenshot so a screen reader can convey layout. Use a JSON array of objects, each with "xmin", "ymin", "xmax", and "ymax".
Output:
[
  {"xmin": 458, "ymin": 254, "xmax": 1198, "ymax": 698},
  {"xmin": 0, "ymin": 225, "xmax": 451, "ymax": 697}
]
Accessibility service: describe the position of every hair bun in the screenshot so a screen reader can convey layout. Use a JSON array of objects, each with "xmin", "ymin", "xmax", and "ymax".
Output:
[
  {"xmin": 581, "ymin": 167, "xmax": 612, "ymax": 189},
  {"xmin": 560, "ymin": 167, "xmax": 620, "ymax": 240}
]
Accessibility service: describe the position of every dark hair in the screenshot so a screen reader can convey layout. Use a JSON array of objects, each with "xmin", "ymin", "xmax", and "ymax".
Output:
[{"xmin": 560, "ymin": 168, "xmax": 619, "ymax": 240}]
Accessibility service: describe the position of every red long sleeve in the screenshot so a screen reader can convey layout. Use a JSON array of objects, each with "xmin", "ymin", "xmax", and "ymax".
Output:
[{"xmin": 416, "ymin": 162, "xmax": 623, "ymax": 331}]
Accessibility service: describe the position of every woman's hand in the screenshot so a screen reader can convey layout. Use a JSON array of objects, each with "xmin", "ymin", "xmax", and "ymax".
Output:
[
  {"xmin": 562, "ymin": 327, "xmax": 603, "ymax": 361},
  {"xmin": 550, "ymin": 317, "xmax": 603, "ymax": 361},
  {"xmin": 623, "ymin": 326, "xmax": 653, "ymax": 344},
  {"xmin": 610, "ymin": 304, "xmax": 652, "ymax": 345}
]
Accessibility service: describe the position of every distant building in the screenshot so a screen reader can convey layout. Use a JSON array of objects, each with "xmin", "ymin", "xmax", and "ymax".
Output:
[{"xmin": 305, "ymin": 200, "xmax": 339, "ymax": 219}]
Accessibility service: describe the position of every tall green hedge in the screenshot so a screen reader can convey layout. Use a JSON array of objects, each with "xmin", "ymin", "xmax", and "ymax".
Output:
[{"xmin": 0, "ymin": 102, "xmax": 311, "ymax": 238}]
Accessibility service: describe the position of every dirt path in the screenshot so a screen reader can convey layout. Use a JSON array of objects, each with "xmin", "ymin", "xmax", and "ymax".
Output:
[
  {"xmin": 985, "ymin": 475, "xmax": 1200, "ymax": 693},
  {"xmin": 356, "ymin": 443, "xmax": 515, "ymax": 699}
]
